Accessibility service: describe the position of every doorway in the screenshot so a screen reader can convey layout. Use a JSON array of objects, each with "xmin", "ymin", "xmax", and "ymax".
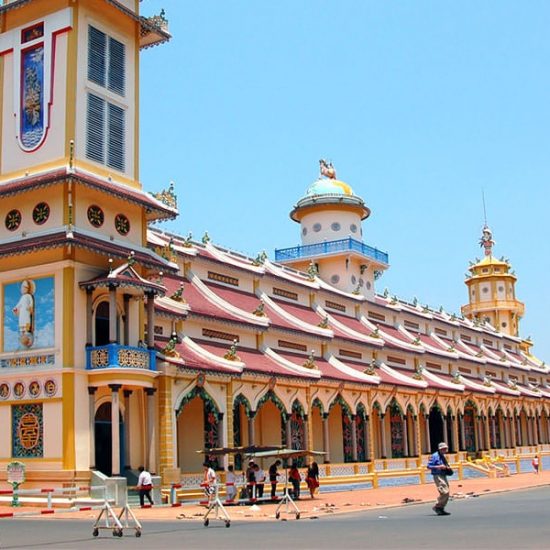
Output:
[{"xmin": 94, "ymin": 402, "xmax": 124, "ymax": 476}]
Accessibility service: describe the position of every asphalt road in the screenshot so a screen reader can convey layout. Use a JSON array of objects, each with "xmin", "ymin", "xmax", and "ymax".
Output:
[{"xmin": 1, "ymin": 487, "xmax": 549, "ymax": 549}]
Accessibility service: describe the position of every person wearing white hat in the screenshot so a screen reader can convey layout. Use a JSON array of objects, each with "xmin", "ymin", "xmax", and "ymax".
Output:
[{"xmin": 427, "ymin": 442, "xmax": 453, "ymax": 516}]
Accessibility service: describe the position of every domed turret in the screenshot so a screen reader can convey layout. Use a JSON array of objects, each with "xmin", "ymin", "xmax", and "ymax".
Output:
[
  {"xmin": 275, "ymin": 160, "xmax": 388, "ymax": 298},
  {"xmin": 461, "ymin": 225, "xmax": 524, "ymax": 336}
]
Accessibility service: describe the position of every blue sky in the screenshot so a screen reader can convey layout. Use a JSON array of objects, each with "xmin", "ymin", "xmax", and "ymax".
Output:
[{"xmin": 139, "ymin": 1, "xmax": 550, "ymax": 359}]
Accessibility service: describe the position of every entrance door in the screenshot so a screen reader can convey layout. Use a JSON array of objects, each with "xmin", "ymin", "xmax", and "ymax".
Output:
[
  {"xmin": 94, "ymin": 402, "xmax": 124, "ymax": 476},
  {"xmin": 95, "ymin": 302, "xmax": 110, "ymax": 346}
]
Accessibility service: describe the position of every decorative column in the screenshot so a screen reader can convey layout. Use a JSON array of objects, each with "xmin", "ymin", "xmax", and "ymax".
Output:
[
  {"xmin": 158, "ymin": 376, "xmax": 176, "ymax": 479},
  {"xmin": 510, "ymin": 416, "xmax": 517, "ymax": 448},
  {"xmin": 322, "ymin": 412, "xmax": 331, "ymax": 462},
  {"xmin": 86, "ymin": 288, "xmax": 93, "ymax": 346},
  {"xmin": 217, "ymin": 412, "xmax": 227, "ymax": 470},
  {"xmin": 146, "ymin": 292, "xmax": 155, "ymax": 348},
  {"xmin": 536, "ymin": 416, "xmax": 542, "ymax": 446},
  {"xmin": 425, "ymin": 415, "xmax": 431, "ymax": 453},
  {"xmin": 452, "ymin": 416, "xmax": 459, "ymax": 454},
  {"xmin": 145, "ymin": 388, "xmax": 157, "ymax": 472},
  {"xmin": 402, "ymin": 414, "xmax": 409, "ymax": 457},
  {"xmin": 364, "ymin": 416, "xmax": 371, "ymax": 460},
  {"xmin": 109, "ymin": 285, "xmax": 118, "ymax": 343},
  {"xmin": 412, "ymin": 415, "xmax": 419, "ymax": 456},
  {"xmin": 123, "ymin": 390, "xmax": 132, "ymax": 470},
  {"xmin": 285, "ymin": 414, "xmax": 292, "ymax": 448},
  {"xmin": 473, "ymin": 416, "xmax": 479, "ymax": 452},
  {"xmin": 490, "ymin": 415, "xmax": 496, "ymax": 449},
  {"xmin": 442, "ymin": 413, "xmax": 448, "ymax": 446},
  {"xmin": 303, "ymin": 414, "xmax": 310, "ymax": 451},
  {"xmin": 248, "ymin": 410, "xmax": 256, "ymax": 446},
  {"xmin": 123, "ymin": 294, "xmax": 130, "ymax": 346},
  {"xmin": 88, "ymin": 387, "xmax": 97, "ymax": 469},
  {"xmin": 379, "ymin": 414, "xmax": 387, "ymax": 458},
  {"xmin": 110, "ymin": 384, "xmax": 122, "ymax": 476},
  {"xmin": 351, "ymin": 414, "xmax": 358, "ymax": 461},
  {"xmin": 459, "ymin": 414, "xmax": 466, "ymax": 451},
  {"xmin": 484, "ymin": 416, "xmax": 490, "ymax": 450}
]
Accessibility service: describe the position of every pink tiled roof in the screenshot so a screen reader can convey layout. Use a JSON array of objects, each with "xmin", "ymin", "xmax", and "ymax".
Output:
[
  {"xmin": 203, "ymin": 282, "xmax": 261, "ymax": 314},
  {"xmin": 274, "ymin": 350, "xmax": 359, "ymax": 382}
]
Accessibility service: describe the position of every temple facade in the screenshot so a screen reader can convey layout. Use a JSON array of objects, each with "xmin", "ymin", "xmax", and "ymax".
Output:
[{"xmin": 0, "ymin": 0, "xmax": 548, "ymax": 487}]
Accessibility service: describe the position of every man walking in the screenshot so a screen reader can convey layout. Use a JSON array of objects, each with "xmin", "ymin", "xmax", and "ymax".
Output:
[
  {"xmin": 427, "ymin": 442, "xmax": 452, "ymax": 516},
  {"xmin": 137, "ymin": 466, "xmax": 154, "ymax": 507}
]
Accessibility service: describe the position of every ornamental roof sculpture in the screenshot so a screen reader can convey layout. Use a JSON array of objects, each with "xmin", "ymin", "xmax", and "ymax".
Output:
[
  {"xmin": 319, "ymin": 159, "xmax": 337, "ymax": 179},
  {"xmin": 152, "ymin": 181, "xmax": 177, "ymax": 211},
  {"xmin": 480, "ymin": 224, "xmax": 495, "ymax": 257}
]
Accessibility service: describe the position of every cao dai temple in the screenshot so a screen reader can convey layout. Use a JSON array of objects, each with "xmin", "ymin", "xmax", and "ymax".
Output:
[{"xmin": 0, "ymin": 0, "xmax": 548, "ymax": 489}]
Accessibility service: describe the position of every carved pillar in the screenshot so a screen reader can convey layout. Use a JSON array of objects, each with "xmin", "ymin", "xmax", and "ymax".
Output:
[
  {"xmin": 380, "ymin": 414, "xmax": 387, "ymax": 458},
  {"xmin": 452, "ymin": 416, "xmax": 459, "ymax": 454},
  {"xmin": 442, "ymin": 413, "xmax": 448, "ymax": 446},
  {"xmin": 412, "ymin": 415, "xmax": 419, "ymax": 456},
  {"xmin": 365, "ymin": 416, "xmax": 372, "ymax": 461},
  {"xmin": 536, "ymin": 416, "xmax": 542, "ymax": 446},
  {"xmin": 146, "ymin": 293, "xmax": 155, "ymax": 348},
  {"xmin": 473, "ymin": 416, "xmax": 479, "ymax": 451},
  {"xmin": 123, "ymin": 390, "xmax": 132, "ymax": 469},
  {"xmin": 217, "ymin": 412, "xmax": 226, "ymax": 470},
  {"xmin": 322, "ymin": 412, "xmax": 330, "ymax": 462},
  {"xmin": 88, "ymin": 387, "xmax": 97, "ymax": 469},
  {"xmin": 248, "ymin": 410, "xmax": 256, "ymax": 446},
  {"xmin": 109, "ymin": 285, "xmax": 117, "ymax": 343},
  {"xmin": 123, "ymin": 294, "xmax": 130, "ymax": 346},
  {"xmin": 109, "ymin": 384, "xmax": 122, "ymax": 476},
  {"xmin": 303, "ymin": 414, "xmax": 310, "ymax": 451},
  {"xmin": 510, "ymin": 415, "xmax": 516, "ymax": 448},
  {"xmin": 490, "ymin": 415, "xmax": 496, "ymax": 449},
  {"xmin": 484, "ymin": 416, "xmax": 490, "ymax": 450},
  {"xmin": 402, "ymin": 414, "xmax": 409, "ymax": 457},
  {"xmin": 351, "ymin": 414, "xmax": 358, "ymax": 461},
  {"xmin": 145, "ymin": 388, "xmax": 157, "ymax": 472},
  {"xmin": 285, "ymin": 414, "xmax": 292, "ymax": 448},
  {"xmin": 425, "ymin": 415, "xmax": 431, "ymax": 453},
  {"xmin": 86, "ymin": 288, "xmax": 93, "ymax": 346},
  {"xmin": 459, "ymin": 414, "xmax": 465, "ymax": 451}
]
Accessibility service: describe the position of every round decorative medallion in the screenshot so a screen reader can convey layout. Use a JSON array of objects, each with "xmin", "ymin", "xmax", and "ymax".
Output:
[
  {"xmin": 350, "ymin": 223, "xmax": 358, "ymax": 233},
  {"xmin": 5, "ymin": 209, "xmax": 21, "ymax": 231},
  {"xmin": 331, "ymin": 222, "xmax": 341, "ymax": 231},
  {"xmin": 87, "ymin": 205, "xmax": 104, "ymax": 227},
  {"xmin": 196, "ymin": 373, "xmax": 206, "ymax": 388},
  {"xmin": 13, "ymin": 382, "xmax": 25, "ymax": 399},
  {"xmin": 114, "ymin": 213, "xmax": 130, "ymax": 235},
  {"xmin": 18, "ymin": 413, "xmax": 40, "ymax": 450},
  {"xmin": 32, "ymin": 202, "xmax": 50, "ymax": 225},
  {"xmin": 313, "ymin": 223, "xmax": 322, "ymax": 233},
  {"xmin": 330, "ymin": 274, "xmax": 340, "ymax": 284},
  {"xmin": 44, "ymin": 379, "xmax": 57, "ymax": 397},
  {"xmin": 29, "ymin": 381, "xmax": 41, "ymax": 397},
  {"xmin": 0, "ymin": 383, "xmax": 10, "ymax": 400}
]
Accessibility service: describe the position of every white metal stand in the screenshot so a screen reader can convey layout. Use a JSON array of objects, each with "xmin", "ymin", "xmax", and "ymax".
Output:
[
  {"xmin": 202, "ymin": 483, "xmax": 231, "ymax": 528},
  {"xmin": 274, "ymin": 468, "xmax": 301, "ymax": 520},
  {"xmin": 92, "ymin": 500, "xmax": 125, "ymax": 538}
]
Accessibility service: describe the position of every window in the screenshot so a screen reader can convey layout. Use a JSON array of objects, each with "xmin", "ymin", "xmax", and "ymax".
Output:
[
  {"xmin": 88, "ymin": 26, "xmax": 125, "ymax": 96},
  {"xmin": 86, "ymin": 26, "xmax": 126, "ymax": 172},
  {"xmin": 331, "ymin": 222, "xmax": 341, "ymax": 231},
  {"xmin": 86, "ymin": 93, "xmax": 125, "ymax": 171}
]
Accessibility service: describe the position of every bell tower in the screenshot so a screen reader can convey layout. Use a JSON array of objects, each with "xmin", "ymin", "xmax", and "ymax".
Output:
[{"xmin": 461, "ymin": 225, "xmax": 525, "ymax": 336}]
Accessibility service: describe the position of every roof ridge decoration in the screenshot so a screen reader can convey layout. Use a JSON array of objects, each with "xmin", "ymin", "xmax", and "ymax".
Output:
[
  {"xmin": 327, "ymin": 355, "xmax": 381, "ymax": 384},
  {"xmin": 223, "ymin": 339, "xmax": 241, "ymax": 362},
  {"xmin": 314, "ymin": 304, "xmax": 383, "ymax": 346},
  {"xmin": 151, "ymin": 181, "xmax": 177, "ymax": 211},
  {"xmin": 263, "ymin": 259, "xmax": 319, "ymax": 289},
  {"xmin": 182, "ymin": 336, "xmax": 244, "ymax": 372},
  {"xmin": 262, "ymin": 347, "xmax": 321, "ymax": 379},
  {"xmin": 189, "ymin": 271, "xmax": 269, "ymax": 326},
  {"xmin": 421, "ymin": 365, "xmax": 466, "ymax": 391},
  {"xmin": 259, "ymin": 292, "xmax": 333, "ymax": 337},
  {"xmin": 203, "ymin": 242, "xmax": 265, "ymax": 274},
  {"xmin": 359, "ymin": 316, "xmax": 424, "ymax": 353},
  {"xmin": 379, "ymin": 362, "xmax": 428, "ymax": 389}
]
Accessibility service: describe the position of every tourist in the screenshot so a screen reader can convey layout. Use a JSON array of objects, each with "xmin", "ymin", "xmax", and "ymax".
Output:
[
  {"xmin": 246, "ymin": 460, "xmax": 256, "ymax": 499},
  {"xmin": 427, "ymin": 442, "xmax": 453, "ymax": 516},
  {"xmin": 203, "ymin": 461, "xmax": 217, "ymax": 499},
  {"xmin": 289, "ymin": 461, "xmax": 301, "ymax": 500},
  {"xmin": 255, "ymin": 464, "xmax": 266, "ymax": 498},
  {"xmin": 225, "ymin": 464, "xmax": 237, "ymax": 501},
  {"xmin": 269, "ymin": 459, "xmax": 282, "ymax": 499},
  {"xmin": 532, "ymin": 456, "xmax": 540, "ymax": 474},
  {"xmin": 137, "ymin": 465, "xmax": 154, "ymax": 507},
  {"xmin": 305, "ymin": 461, "xmax": 320, "ymax": 498}
]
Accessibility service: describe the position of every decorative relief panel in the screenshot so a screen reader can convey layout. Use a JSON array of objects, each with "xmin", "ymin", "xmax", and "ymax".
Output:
[{"xmin": 12, "ymin": 403, "xmax": 43, "ymax": 458}]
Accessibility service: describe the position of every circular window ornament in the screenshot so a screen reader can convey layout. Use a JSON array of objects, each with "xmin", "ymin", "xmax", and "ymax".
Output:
[
  {"xmin": 302, "ymin": 227, "xmax": 307, "ymax": 236},
  {"xmin": 0, "ymin": 383, "xmax": 10, "ymax": 400},
  {"xmin": 330, "ymin": 274, "xmax": 340, "ymax": 284},
  {"xmin": 350, "ymin": 224, "xmax": 358, "ymax": 233},
  {"xmin": 32, "ymin": 202, "xmax": 50, "ymax": 225},
  {"xmin": 13, "ymin": 382, "xmax": 25, "ymax": 399},
  {"xmin": 501, "ymin": 322, "xmax": 507, "ymax": 328},
  {"xmin": 482, "ymin": 287, "xmax": 489, "ymax": 293},
  {"xmin": 115, "ymin": 214, "xmax": 130, "ymax": 235},
  {"xmin": 331, "ymin": 222, "xmax": 341, "ymax": 231},
  {"xmin": 28, "ymin": 381, "xmax": 41, "ymax": 397},
  {"xmin": 5, "ymin": 209, "xmax": 21, "ymax": 231},
  {"xmin": 498, "ymin": 286, "xmax": 504, "ymax": 292},
  {"xmin": 351, "ymin": 275, "xmax": 357, "ymax": 285},
  {"xmin": 359, "ymin": 278, "xmax": 364, "ymax": 287},
  {"xmin": 313, "ymin": 223, "xmax": 322, "ymax": 233},
  {"xmin": 87, "ymin": 205, "xmax": 104, "ymax": 227},
  {"xmin": 366, "ymin": 281, "xmax": 372, "ymax": 290},
  {"xmin": 44, "ymin": 379, "xmax": 57, "ymax": 397}
]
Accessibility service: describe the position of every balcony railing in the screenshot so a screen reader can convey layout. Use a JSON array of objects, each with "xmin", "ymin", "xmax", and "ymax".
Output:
[
  {"xmin": 86, "ymin": 344, "xmax": 156, "ymax": 371},
  {"xmin": 275, "ymin": 237, "xmax": 389, "ymax": 265}
]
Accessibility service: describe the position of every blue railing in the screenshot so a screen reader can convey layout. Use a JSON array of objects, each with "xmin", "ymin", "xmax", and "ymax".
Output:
[
  {"xmin": 275, "ymin": 237, "xmax": 389, "ymax": 264},
  {"xmin": 86, "ymin": 344, "xmax": 156, "ymax": 371}
]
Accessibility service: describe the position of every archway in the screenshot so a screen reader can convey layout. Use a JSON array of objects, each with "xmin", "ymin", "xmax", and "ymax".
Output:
[
  {"xmin": 94, "ymin": 302, "xmax": 110, "ymax": 346},
  {"xmin": 428, "ymin": 405, "xmax": 444, "ymax": 453},
  {"xmin": 94, "ymin": 402, "xmax": 123, "ymax": 476}
]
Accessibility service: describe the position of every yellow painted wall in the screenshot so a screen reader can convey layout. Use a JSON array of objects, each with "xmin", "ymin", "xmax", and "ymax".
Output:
[
  {"xmin": 177, "ymin": 396, "xmax": 203, "ymax": 472},
  {"xmin": 311, "ymin": 407, "xmax": 323, "ymax": 453},
  {"xmin": 328, "ymin": 403, "xmax": 344, "ymax": 463}
]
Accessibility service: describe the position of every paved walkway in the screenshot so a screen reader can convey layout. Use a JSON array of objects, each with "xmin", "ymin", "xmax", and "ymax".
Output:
[{"xmin": 2, "ymin": 470, "xmax": 549, "ymax": 523}]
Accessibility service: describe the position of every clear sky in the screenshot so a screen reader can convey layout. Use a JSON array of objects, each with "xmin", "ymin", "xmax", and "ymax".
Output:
[{"xmin": 139, "ymin": 1, "xmax": 550, "ymax": 360}]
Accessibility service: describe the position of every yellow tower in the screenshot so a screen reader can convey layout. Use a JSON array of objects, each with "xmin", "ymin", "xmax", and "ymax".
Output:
[{"xmin": 461, "ymin": 225, "xmax": 524, "ymax": 336}]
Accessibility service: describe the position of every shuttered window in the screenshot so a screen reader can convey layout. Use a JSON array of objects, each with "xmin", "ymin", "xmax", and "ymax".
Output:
[
  {"xmin": 88, "ymin": 25, "xmax": 125, "ymax": 96},
  {"xmin": 86, "ymin": 93, "xmax": 125, "ymax": 171}
]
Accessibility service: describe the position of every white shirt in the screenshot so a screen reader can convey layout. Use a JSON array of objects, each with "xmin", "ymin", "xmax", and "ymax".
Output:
[
  {"xmin": 256, "ymin": 468, "xmax": 266, "ymax": 482},
  {"xmin": 138, "ymin": 470, "xmax": 152, "ymax": 487},
  {"xmin": 205, "ymin": 467, "xmax": 216, "ymax": 484}
]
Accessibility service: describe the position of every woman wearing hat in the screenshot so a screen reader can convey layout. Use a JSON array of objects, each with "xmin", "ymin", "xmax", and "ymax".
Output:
[{"xmin": 427, "ymin": 442, "xmax": 453, "ymax": 516}]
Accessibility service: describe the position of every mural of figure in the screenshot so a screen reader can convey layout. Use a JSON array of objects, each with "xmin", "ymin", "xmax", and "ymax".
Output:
[{"xmin": 12, "ymin": 279, "xmax": 35, "ymax": 348}]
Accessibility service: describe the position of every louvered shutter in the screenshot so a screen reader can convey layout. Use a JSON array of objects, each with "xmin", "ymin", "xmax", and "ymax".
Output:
[
  {"xmin": 88, "ymin": 26, "xmax": 106, "ymax": 87},
  {"xmin": 86, "ymin": 93, "xmax": 105, "ymax": 163},
  {"xmin": 107, "ymin": 103, "xmax": 125, "ymax": 171},
  {"xmin": 108, "ymin": 37, "xmax": 125, "ymax": 96}
]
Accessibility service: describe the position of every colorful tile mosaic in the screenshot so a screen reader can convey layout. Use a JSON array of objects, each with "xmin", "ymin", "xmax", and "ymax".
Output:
[{"xmin": 12, "ymin": 403, "xmax": 43, "ymax": 458}]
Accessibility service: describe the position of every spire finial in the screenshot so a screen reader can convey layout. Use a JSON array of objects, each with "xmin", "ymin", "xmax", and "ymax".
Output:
[{"xmin": 479, "ymin": 190, "xmax": 495, "ymax": 257}]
